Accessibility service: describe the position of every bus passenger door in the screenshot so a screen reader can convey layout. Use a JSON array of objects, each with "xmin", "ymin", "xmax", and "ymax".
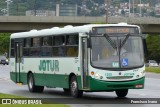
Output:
[
  {"xmin": 15, "ymin": 42, "xmax": 23, "ymax": 83},
  {"xmin": 81, "ymin": 36, "xmax": 89, "ymax": 89}
]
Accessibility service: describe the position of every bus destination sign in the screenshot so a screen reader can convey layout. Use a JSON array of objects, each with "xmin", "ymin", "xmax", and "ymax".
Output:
[{"xmin": 92, "ymin": 27, "xmax": 139, "ymax": 34}]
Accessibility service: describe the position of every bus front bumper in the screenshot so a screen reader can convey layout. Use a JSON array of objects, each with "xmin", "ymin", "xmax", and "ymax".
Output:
[{"xmin": 89, "ymin": 77, "xmax": 145, "ymax": 91}]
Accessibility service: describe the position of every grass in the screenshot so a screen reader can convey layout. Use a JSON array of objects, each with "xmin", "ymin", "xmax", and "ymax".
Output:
[
  {"xmin": 0, "ymin": 93, "xmax": 69, "ymax": 107},
  {"xmin": 145, "ymin": 67, "xmax": 160, "ymax": 73},
  {"xmin": 0, "ymin": 93, "xmax": 24, "ymax": 98}
]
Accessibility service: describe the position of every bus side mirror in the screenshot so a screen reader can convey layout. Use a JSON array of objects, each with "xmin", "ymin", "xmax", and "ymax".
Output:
[
  {"xmin": 87, "ymin": 38, "xmax": 91, "ymax": 48},
  {"xmin": 86, "ymin": 32, "xmax": 91, "ymax": 48}
]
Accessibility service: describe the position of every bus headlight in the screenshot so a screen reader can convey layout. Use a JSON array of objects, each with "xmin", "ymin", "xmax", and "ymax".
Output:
[
  {"xmin": 137, "ymin": 71, "xmax": 145, "ymax": 78},
  {"xmin": 94, "ymin": 73, "xmax": 103, "ymax": 79},
  {"xmin": 95, "ymin": 73, "xmax": 100, "ymax": 78},
  {"xmin": 139, "ymin": 72, "xmax": 143, "ymax": 76}
]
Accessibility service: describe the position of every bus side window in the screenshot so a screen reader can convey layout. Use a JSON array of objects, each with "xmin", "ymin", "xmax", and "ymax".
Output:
[
  {"xmin": 67, "ymin": 35, "xmax": 77, "ymax": 45},
  {"xmin": 11, "ymin": 49, "xmax": 15, "ymax": 57},
  {"xmin": 23, "ymin": 38, "xmax": 30, "ymax": 56},
  {"xmin": 52, "ymin": 47, "xmax": 65, "ymax": 57},
  {"xmin": 66, "ymin": 47, "xmax": 78, "ymax": 57},
  {"xmin": 11, "ymin": 39, "xmax": 15, "ymax": 57},
  {"xmin": 32, "ymin": 37, "xmax": 41, "ymax": 47},
  {"xmin": 53, "ymin": 35, "xmax": 65, "ymax": 56},
  {"xmin": 11, "ymin": 39, "xmax": 15, "ymax": 48},
  {"xmin": 41, "ymin": 36, "xmax": 52, "ymax": 56},
  {"xmin": 41, "ymin": 47, "xmax": 52, "ymax": 56},
  {"xmin": 52, "ymin": 47, "xmax": 59, "ymax": 56},
  {"xmin": 29, "ymin": 37, "xmax": 41, "ymax": 56},
  {"xmin": 23, "ymin": 48, "xmax": 29, "ymax": 56},
  {"xmin": 54, "ymin": 36, "xmax": 65, "ymax": 46},
  {"xmin": 66, "ymin": 35, "xmax": 79, "ymax": 57},
  {"xmin": 42, "ymin": 37, "xmax": 52, "ymax": 46},
  {"xmin": 24, "ymin": 38, "xmax": 31, "ymax": 47}
]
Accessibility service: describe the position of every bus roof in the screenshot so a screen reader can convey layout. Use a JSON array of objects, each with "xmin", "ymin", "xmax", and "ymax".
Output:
[{"xmin": 11, "ymin": 23, "xmax": 140, "ymax": 39}]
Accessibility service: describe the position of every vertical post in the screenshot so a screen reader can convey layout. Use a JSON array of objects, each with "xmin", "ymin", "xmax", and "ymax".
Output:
[
  {"xmin": 140, "ymin": 0, "xmax": 142, "ymax": 17},
  {"xmin": 5, "ymin": 0, "xmax": 13, "ymax": 16},
  {"xmin": 56, "ymin": 4, "xmax": 60, "ymax": 16},
  {"xmin": 129, "ymin": 0, "xmax": 131, "ymax": 17},
  {"xmin": 133, "ymin": 0, "xmax": 134, "ymax": 17},
  {"xmin": 34, "ymin": 0, "xmax": 37, "ymax": 16},
  {"xmin": 16, "ymin": 0, "xmax": 18, "ymax": 16},
  {"xmin": 105, "ymin": 0, "xmax": 109, "ymax": 23},
  {"xmin": 6, "ymin": 0, "xmax": 9, "ymax": 16},
  {"xmin": 75, "ymin": 4, "xmax": 78, "ymax": 16}
]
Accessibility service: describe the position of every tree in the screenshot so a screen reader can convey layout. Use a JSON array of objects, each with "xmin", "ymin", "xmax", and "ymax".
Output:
[
  {"xmin": 0, "ymin": 0, "xmax": 8, "ymax": 16},
  {"xmin": 0, "ymin": 33, "xmax": 10, "ymax": 57},
  {"xmin": 146, "ymin": 35, "xmax": 160, "ymax": 62}
]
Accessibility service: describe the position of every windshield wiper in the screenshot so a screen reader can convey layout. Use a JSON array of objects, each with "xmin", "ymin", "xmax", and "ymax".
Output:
[
  {"xmin": 103, "ymin": 33, "xmax": 130, "ymax": 51},
  {"xmin": 120, "ymin": 33, "xmax": 130, "ymax": 48},
  {"xmin": 103, "ymin": 33, "xmax": 117, "ymax": 49}
]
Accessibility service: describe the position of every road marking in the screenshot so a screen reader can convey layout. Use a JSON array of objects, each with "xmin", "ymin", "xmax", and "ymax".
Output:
[
  {"xmin": 0, "ymin": 77, "xmax": 11, "ymax": 81},
  {"xmin": 139, "ymin": 93, "xmax": 147, "ymax": 96}
]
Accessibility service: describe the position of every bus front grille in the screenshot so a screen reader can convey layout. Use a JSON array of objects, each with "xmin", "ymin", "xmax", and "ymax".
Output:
[{"xmin": 106, "ymin": 76, "xmax": 133, "ymax": 80}]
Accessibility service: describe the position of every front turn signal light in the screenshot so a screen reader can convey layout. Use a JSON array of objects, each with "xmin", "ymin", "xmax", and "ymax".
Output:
[{"xmin": 91, "ymin": 71, "xmax": 94, "ymax": 75}]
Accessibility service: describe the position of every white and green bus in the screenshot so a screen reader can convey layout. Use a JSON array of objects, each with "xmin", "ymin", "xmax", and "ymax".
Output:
[{"xmin": 10, "ymin": 23, "xmax": 145, "ymax": 98}]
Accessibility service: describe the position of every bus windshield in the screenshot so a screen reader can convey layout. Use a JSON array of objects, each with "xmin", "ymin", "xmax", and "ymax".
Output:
[{"xmin": 91, "ymin": 34, "xmax": 144, "ymax": 69}]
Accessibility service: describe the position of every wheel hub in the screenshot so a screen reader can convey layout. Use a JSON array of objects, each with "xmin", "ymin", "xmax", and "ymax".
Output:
[
  {"xmin": 71, "ymin": 81, "xmax": 77, "ymax": 95},
  {"xmin": 29, "ymin": 76, "xmax": 33, "ymax": 89}
]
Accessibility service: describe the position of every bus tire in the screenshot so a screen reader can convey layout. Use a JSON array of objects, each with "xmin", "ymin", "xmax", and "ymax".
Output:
[
  {"xmin": 28, "ymin": 73, "xmax": 44, "ymax": 93},
  {"xmin": 70, "ymin": 76, "xmax": 83, "ymax": 98},
  {"xmin": 115, "ymin": 89, "xmax": 128, "ymax": 98}
]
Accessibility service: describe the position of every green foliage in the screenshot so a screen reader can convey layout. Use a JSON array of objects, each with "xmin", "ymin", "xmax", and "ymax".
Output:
[
  {"xmin": 145, "ymin": 67, "xmax": 160, "ymax": 73},
  {"xmin": 0, "ymin": 93, "xmax": 24, "ymax": 98},
  {"xmin": 0, "ymin": 0, "xmax": 156, "ymax": 16},
  {"xmin": 0, "ymin": 0, "xmax": 116, "ymax": 16},
  {"xmin": 0, "ymin": 33, "xmax": 10, "ymax": 56},
  {"xmin": 0, "ymin": 0, "xmax": 6, "ymax": 15},
  {"xmin": 146, "ymin": 35, "xmax": 160, "ymax": 62}
]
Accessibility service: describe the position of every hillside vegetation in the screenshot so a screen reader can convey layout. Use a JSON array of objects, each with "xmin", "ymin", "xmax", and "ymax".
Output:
[{"xmin": 0, "ymin": 0, "xmax": 155, "ymax": 16}]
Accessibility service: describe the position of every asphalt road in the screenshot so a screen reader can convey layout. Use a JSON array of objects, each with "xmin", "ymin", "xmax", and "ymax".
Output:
[{"xmin": 0, "ymin": 65, "xmax": 160, "ymax": 107}]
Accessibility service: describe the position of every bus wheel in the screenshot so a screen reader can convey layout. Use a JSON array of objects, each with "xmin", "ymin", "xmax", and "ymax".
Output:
[
  {"xmin": 115, "ymin": 89, "xmax": 128, "ymax": 98},
  {"xmin": 70, "ymin": 76, "xmax": 83, "ymax": 98},
  {"xmin": 28, "ymin": 73, "xmax": 44, "ymax": 93}
]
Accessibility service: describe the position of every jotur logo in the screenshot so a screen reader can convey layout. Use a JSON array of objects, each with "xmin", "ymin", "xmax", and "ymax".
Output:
[{"xmin": 39, "ymin": 60, "xmax": 59, "ymax": 72}]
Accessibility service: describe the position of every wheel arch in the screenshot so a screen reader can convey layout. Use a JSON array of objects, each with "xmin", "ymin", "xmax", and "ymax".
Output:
[
  {"xmin": 69, "ymin": 73, "xmax": 83, "ymax": 98},
  {"xmin": 27, "ymin": 70, "xmax": 44, "ymax": 93},
  {"xmin": 69, "ymin": 73, "xmax": 82, "ymax": 90},
  {"xmin": 27, "ymin": 71, "xmax": 33, "ymax": 81}
]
